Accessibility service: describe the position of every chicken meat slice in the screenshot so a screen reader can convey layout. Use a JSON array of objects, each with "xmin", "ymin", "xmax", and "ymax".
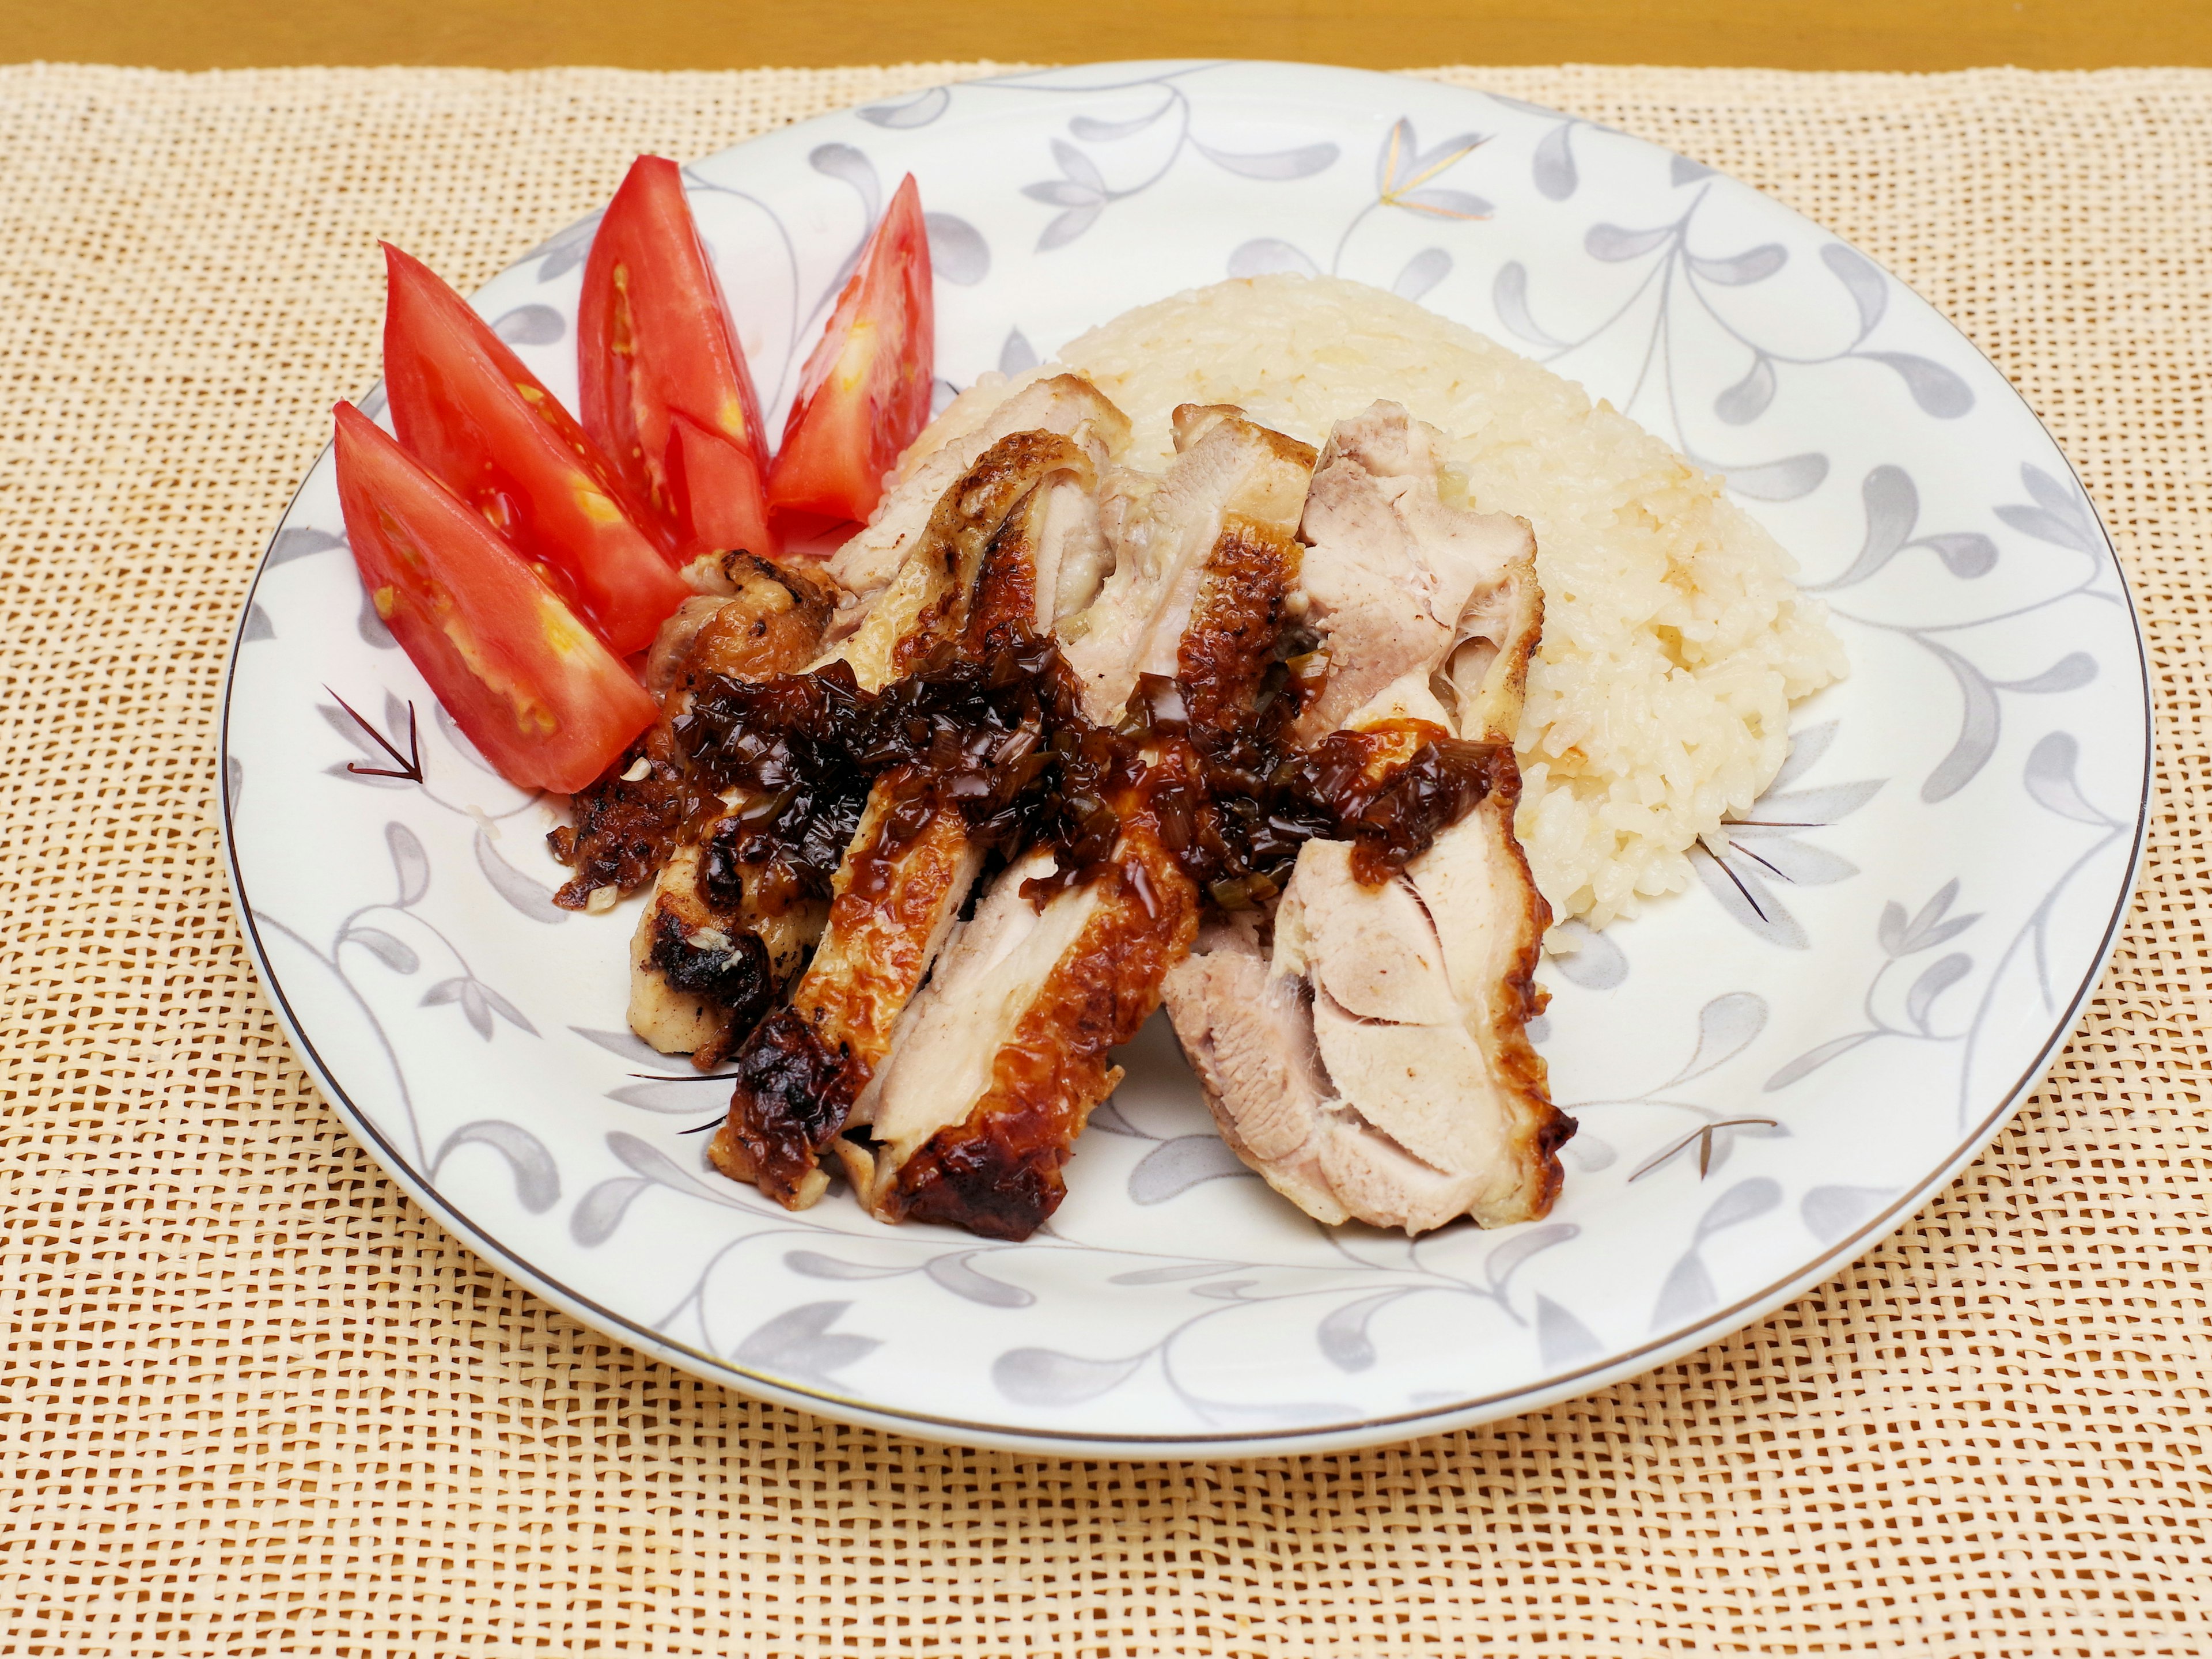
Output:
[
  {"xmin": 1165, "ymin": 747, "xmax": 1565, "ymax": 1234},
  {"xmin": 619, "ymin": 560, "xmax": 837, "ymax": 1061},
  {"xmin": 1161, "ymin": 406, "xmax": 1566, "ymax": 1234},
  {"xmin": 835, "ymin": 406, "xmax": 1315, "ymax": 1238},
  {"xmin": 1060, "ymin": 407, "xmax": 1316, "ymax": 726},
  {"xmin": 840, "ymin": 762, "xmax": 1200, "ymax": 1241},
  {"xmin": 626, "ymin": 835, "xmax": 829, "ymax": 1067},
  {"xmin": 827, "ymin": 373, "xmax": 1130, "ymax": 614},
  {"xmin": 821, "ymin": 429, "xmax": 1098, "ymax": 692},
  {"xmin": 709, "ymin": 429, "xmax": 1121, "ymax": 1208},
  {"xmin": 1293, "ymin": 400, "xmax": 1537, "ymax": 742},
  {"xmin": 711, "ymin": 781, "xmax": 984, "ymax": 1209}
]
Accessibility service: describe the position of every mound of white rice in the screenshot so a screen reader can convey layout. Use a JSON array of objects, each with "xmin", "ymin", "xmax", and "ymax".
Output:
[{"xmin": 929, "ymin": 275, "xmax": 1846, "ymax": 930}]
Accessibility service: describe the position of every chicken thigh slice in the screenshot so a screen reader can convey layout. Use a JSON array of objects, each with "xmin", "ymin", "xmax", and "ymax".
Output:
[
  {"xmin": 1293, "ymin": 400, "xmax": 1537, "ymax": 742},
  {"xmin": 1161, "ymin": 404, "xmax": 1566, "ymax": 1234},
  {"xmin": 709, "ymin": 428, "xmax": 1122, "ymax": 1209},
  {"xmin": 846, "ymin": 761, "xmax": 1202, "ymax": 1240},
  {"xmin": 1060, "ymin": 407, "xmax": 1315, "ymax": 725},
  {"xmin": 827, "ymin": 373, "xmax": 1130, "ymax": 612}
]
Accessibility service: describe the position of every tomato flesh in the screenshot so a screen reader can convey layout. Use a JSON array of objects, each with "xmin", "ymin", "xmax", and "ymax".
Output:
[
  {"xmin": 332, "ymin": 401, "xmax": 657, "ymax": 795},
  {"xmin": 380, "ymin": 243, "xmax": 688, "ymax": 656},
  {"xmin": 579, "ymin": 155, "xmax": 778, "ymax": 566},
  {"xmin": 767, "ymin": 173, "xmax": 935, "ymax": 526}
]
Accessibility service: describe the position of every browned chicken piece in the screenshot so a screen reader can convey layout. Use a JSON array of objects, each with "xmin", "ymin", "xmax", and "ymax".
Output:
[
  {"xmin": 843, "ymin": 773, "xmax": 1200, "ymax": 1241},
  {"xmin": 835, "ymin": 411, "xmax": 1315, "ymax": 1237},
  {"xmin": 710, "ymin": 777, "xmax": 984, "ymax": 1208},
  {"xmin": 1293, "ymin": 400, "xmax": 1537, "ymax": 743},
  {"xmin": 1161, "ymin": 406, "xmax": 1569, "ymax": 1235},
  {"xmin": 620, "ymin": 560, "xmax": 838, "ymax": 1060},
  {"xmin": 642, "ymin": 554, "xmax": 835, "ymax": 708},
  {"xmin": 625, "ymin": 836, "xmax": 828, "ymax": 1068},
  {"xmin": 709, "ymin": 428, "xmax": 1123, "ymax": 1207},
  {"xmin": 827, "ymin": 373, "xmax": 1131, "ymax": 615},
  {"xmin": 556, "ymin": 557, "xmax": 834, "ymax": 918},
  {"xmin": 1060, "ymin": 407, "xmax": 1316, "ymax": 725},
  {"xmin": 821, "ymin": 429, "xmax": 1098, "ymax": 692}
]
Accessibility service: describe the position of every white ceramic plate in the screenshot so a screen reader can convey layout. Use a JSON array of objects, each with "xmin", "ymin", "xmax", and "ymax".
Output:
[{"xmin": 221, "ymin": 61, "xmax": 2149, "ymax": 1457}]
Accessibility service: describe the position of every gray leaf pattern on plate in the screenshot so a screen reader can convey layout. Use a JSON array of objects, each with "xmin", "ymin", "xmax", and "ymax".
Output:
[
  {"xmin": 266, "ymin": 526, "xmax": 346, "ymax": 567},
  {"xmin": 433, "ymin": 1120, "xmax": 560, "ymax": 1213},
  {"xmin": 491, "ymin": 304, "xmax": 565, "ymax": 346},
  {"xmin": 1129, "ymin": 1135, "xmax": 1256, "ymax": 1204},
  {"xmin": 998, "ymin": 326, "xmax": 1038, "ymax": 376},
  {"xmin": 1800, "ymin": 1184, "xmax": 1897, "ymax": 1243},
  {"xmin": 734, "ymin": 1301, "xmax": 881, "ymax": 1382},
  {"xmin": 925, "ymin": 212, "xmax": 990, "ymax": 285},
  {"xmin": 474, "ymin": 829, "xmax": 567, "ymax": 924},
  {"xmin": 1228, "ymin": 238, "xmax": 1319, "ymax": 279},
  {"xmin": 858, "ymin": 85, "xmax": 949, "ymax": 129},
  {"xmin": 1996, "ymin": 464, "xmax": 2105, "ymax": 555},
  {"xmin": 1650, "ymin": 1177, "xmax": 1782, "ymax": 1327},
  {"xmin": 1532, "ymin": 122, "xmax": 1579, "ymax": 200},
  {"xmin": 994, "ymin": 1345, "xmax": 1147, "ymax": 1406}
]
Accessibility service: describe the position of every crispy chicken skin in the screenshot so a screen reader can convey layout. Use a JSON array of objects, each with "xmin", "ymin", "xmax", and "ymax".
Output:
[
  {"xmin": 711, "ymin": 781, "xmax": 984, "ymax": 1208},
  {"xmin": 827, "ymin": 373, "xmax": 1130, "ymax": 615},
  {"xmin": 618, "ymin": 559, "xmax": 835, "ymax": 1062},
  {"xmin": 710, "ymin": 424, "xmax": 1126, "ymax": 1207},
  {"xmin": 1060, "ymin": 407, "xmax": 1315, "ymax": 725},
  {"xmin": 1161, "ymin": 402, "xmax": 1569, "ymax": 1235}
]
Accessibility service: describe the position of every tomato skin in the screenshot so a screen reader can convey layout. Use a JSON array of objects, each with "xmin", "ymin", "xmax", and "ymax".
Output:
[
  {"xmin": 767, "ymin": 173, "xmax": 935, "ymax": 525},
  {"xmin": 579, "ymin": 155, "xmax": 779, "ymax": 565},
  {"xmin": 332, "ymin": 402, "xmax": 657, "ymax": 795},
  {"xmin": 380, "ymin": 243, "xmax": 689, "ymax": 656}
]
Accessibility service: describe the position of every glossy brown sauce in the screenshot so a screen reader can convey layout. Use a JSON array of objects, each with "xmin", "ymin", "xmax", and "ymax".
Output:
[{"xmin": 668, "ymin": 621, "xmax": 1508, "ymax": 926}]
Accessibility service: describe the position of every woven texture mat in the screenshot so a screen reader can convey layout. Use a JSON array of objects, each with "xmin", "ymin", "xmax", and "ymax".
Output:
[{"xmin": 3, "ymin": 60, "xmax": 2207, "ymax": 1656}]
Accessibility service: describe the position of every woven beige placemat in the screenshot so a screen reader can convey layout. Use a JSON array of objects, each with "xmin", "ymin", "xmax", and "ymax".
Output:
[{"xmin": 2, "ymin": 59, "xmax": 2206, "ymax": 1656}]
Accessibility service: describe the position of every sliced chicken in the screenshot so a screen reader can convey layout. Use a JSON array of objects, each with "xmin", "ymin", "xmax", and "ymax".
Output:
[
  {"xmin": 709, "ymin": 428, "xmax": 1123, "ymax": 1207},
  {"xmin": 1161, "ymin": 404, "xmax": 1567, "ymax": 1234},
  {"xmin": 823, "ymin": 429, "xmax": 1096, "ymax": 692},
  {"xmin": 1165, "ymin": 745, "xmax": 1565, "ymax": 1233},
  {"xmin": 608, "ymin": 560, "xmax": 837, "ymax": 1059},
  {"xmin": 965, "ymin": 464, "xmax": 1111, "ymax": 650},
  {"xmin": 626, "ymin": 835, "xmax": 828, "ymax": 1067},
  {"xmin": 837, "ymin": 408, "xmax": 1316, "ymax": 1237},
  {"xmin": 554, "ymin": 557, "xmax": 832, "ymax": 915},
  {"xmin": 842, "ymin": 764, "xmax": 1201, "ymax": 1240},
  {"xmin": 1060, "ymin": 408, "xmax": 1316, "ymax": 725},
  {"xmin": 711, "ymin": 778, "xmax": 984, "ymax": 1208},
  {"xmin": 1294, "ymin": 400, "xmax": 1537, "ymax": 742},
  {"xmin": 828, "ymin": 373, "xmax": 1130, "ymax": 613}
]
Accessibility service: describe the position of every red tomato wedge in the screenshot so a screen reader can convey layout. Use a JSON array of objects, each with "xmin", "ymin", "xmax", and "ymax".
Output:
[
  {"xmin": 767, "ymin": 172, "xmax": 935, "ymax": 525},
  {"xmin": 379, "ymin": 243, "xmax": 689, "ymax": 656},
  {"xmin": 332, "ymin": 401, "xmax": 657, "ymax": 795},
  {"xmin": 579, "ymin": 155, "xmax": 778, "ymax": 565}
]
